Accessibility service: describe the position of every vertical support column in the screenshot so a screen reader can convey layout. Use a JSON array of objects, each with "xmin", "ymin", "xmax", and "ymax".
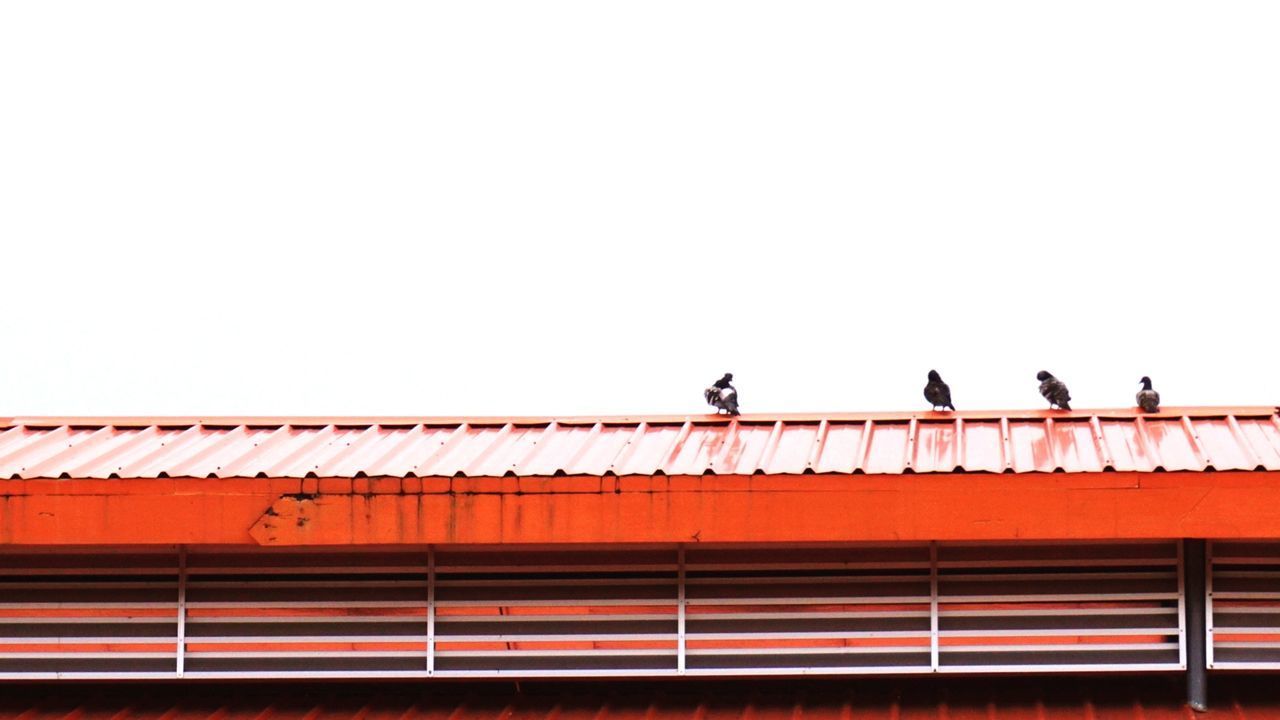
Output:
[
  {"xmin": 929, "ymin": 541, "xmax": 939, "ymax": 672},
  {"xmin": 1184, "ymin": 539, "xmax": 1208, "ymax": 712},
  {"xmin": 677, "ymin": 545, "xmax": 687, "ymax": 674},
  {"xmin": 176, "ymin": 545, "xmax": 187, "ymax": 678},
  {"xmin": 427, "ymin": 546, "xmax": 436, "ymax": 675},
  {"xmin": 1205, "ymin": 541, "xmax": 1215, "ymax": 670},
  {"xmin": 1177, "ymin": 539, "xmax": 1187, "ymax": 670}
]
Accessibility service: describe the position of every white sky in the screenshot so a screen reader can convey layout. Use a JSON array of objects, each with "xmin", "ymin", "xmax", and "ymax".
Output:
[{"xmin": 1, "ymin": 2, "xmax": 1277, "ymax": 418}]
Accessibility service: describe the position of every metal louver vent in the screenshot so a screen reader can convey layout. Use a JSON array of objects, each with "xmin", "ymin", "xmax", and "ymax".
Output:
[
  {"xmin": 0, "ymin": 550, "xmax": 179, "ymax": 678},
  {"xmin": 936, "ymin": 542, "xmax": 1183, "ymax": 672},
  {"xmin": 1208, "ymin": 540, "xmax": 1280, "ymax": 669},
  {"xmin": 683, "ymin": 545, "xmax": 932, "ymax": 674},
  {"xmin": 434, "ymin": 549, "xmax": 676, "ymax": 675},
  {"xmin": 0, "ymin": 542, "xmax": 1184, "ymax": 680},
  {"xmin": 183, "ymin": 550, "xmax": 431, "ymax": 675}
]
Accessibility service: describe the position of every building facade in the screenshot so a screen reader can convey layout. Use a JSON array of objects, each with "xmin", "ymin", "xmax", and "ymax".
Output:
[{"xmin": 3, "ymin": 408, "xmax": 1280, "ymax": 711}]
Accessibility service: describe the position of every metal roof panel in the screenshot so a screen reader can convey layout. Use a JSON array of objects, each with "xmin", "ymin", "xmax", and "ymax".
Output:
[{"xmin": 1, "ymin": 408, "xmax": 1277, "ymax": 479}]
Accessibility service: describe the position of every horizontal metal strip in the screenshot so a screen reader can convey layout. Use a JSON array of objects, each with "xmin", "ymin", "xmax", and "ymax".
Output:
[
  {"xmin": 687, "ymin": 630, "xmax": 929, "ymax": 640},
  {"xmin": 937, "ymin": 559, "xmax": 1177, "ymax": 569},
  {"xmin": 186, "ymin": 601, "xmax": 425, "ymax": 608},
  {"xmin": 440, "ymin": 666, "xmax": 917, "ymax": 677},
  {"xmin": 438, "ymin": 614, "xmax": 672, "ymax": 623},
  {"xmin": 939, "ymin": 628, "xmax": 1178, "ymax": 637},
  {"xmin": 684, "ymin": 664, "xmax": 930, "ymax": 674},
  {"xmin": 1210, "ymin": 627, "xmax": 1280, "ymax": 634},
  {"xmin": 187, "ymin": 580, "xmax": 429, "ymax": 588},
  {"xmin": 190, "ymin": 566, "xmax": 429, "ymax": 575},
  {"xmin": 0, "ymin": 672, "xmax": 183, "ymax": 680},
  {"xmin": 0, "ymin": 598, "xmax": 1179, "ymax": 610},
  {"xmin": 437, "ymin": 565, "xmax": 677, "ymax": 574},
  {"xmin": 0, "ymin": 582, "xmax": 179, "ymax": 589},
  {"xmin": 685, "ymin": 596, "xmax": 929, "ymax": 606},
  {"xmin": 0, "ymin": 664, "xmax": 1182, "ymax": 680},
  {"xmin": 1207, "ymin": 662, "xmax": 1280, "ymax": 670},
  {"xmin": 181, "ymin": 635, "xmax": 430, "ymax": 643},
  {"xmin": 0, "ymin": 603, "xmax": 177, "ymax": 609},
  {"xmin": 0, "ymin": 569, "xmax": 178, "ymax": 577},
  {"xmin": 186, "ymin": 615, "xmax": 427, "ymax": 624},
  {"xmin": 1204, "ymin": 593, "xmax": 1280, "ymax": 600},
  {"xmin": 933, "ymin": 663, "xmax": 1183, "ymax": 674},
  {"xmin": 937, "ymin": 540, "xmax": 1174, "ymax": 549},
  {"xmin": 940, "ymin": 608, "xmax": 1177, "ymax": 617},
  {"xmin": 434, "ymin": 649, "xmax": 675, "ymax": 657},
  {"xmin": 689, "ymin": 611, "xmax": 931, "ymax": 620},
  {"xmin": 0, "ymin": 637, "xmax": 176, "ymax": 644},
  {"xmin": 684, "ymin": 575, "xmax": 928, "ymax": 586},
  {"xmin": 0, "ymin": 617, "xmax": 178, "ymax": 624},
  {"xmin": 0, "ymin": 652, "xmax": 176, "ymax": 659},
  {"xmin": 684, "ymin": 646, "xmax": 925, "ymax": 656},
  {"xmin": 1215, "ymin": 642, "xmax": 1280, "ymax": 649},
  {"xmin": 0, "ymin": 632, "xmax": 1172, "ymax": 645},
  {"xmin": 438, "ymin": 635, "xmax": 675, "ymax": 643},
  {"xmin": 437, "ymin": 599, "xmax": 676, "ymax": 608},
  {"xmin": 938, "ymin": 571, "xmax": 1175, "ymax": 581},
  {"xmin": 184, "ymin": 650, "xmax": 428, "ymax": 658},
  {"xmin": 685, "ymin": 563, "xmax": 931, "ymax": 572},
  {"xmin": 438, "ymin": 593, "xmax": 675, "ymax": 604},
  {"xmin": 1212, "ymin": 571, "xmax": 1280, "ymax": 579},
  {"xmin": 230, "ymin": 667, "xmax": 916, "ymax": 678},
  {"xmin": 185, "ymin": 613, "xmax": 663, "ymax": 624},
  {"xmin": 938, "ymin": 593, "xmax": 1178, "ymax": 602},
  {"xmin": 942, "ymin": 642, "xmax": 1178, "ymax": 653},
  {"xmin": 435, "ymin": 578, "xmax": 673, "ymax": 588}
]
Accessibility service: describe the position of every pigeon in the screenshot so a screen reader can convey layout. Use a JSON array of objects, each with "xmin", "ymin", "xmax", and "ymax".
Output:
[
  {"xmin": 923, "ymin": 370, "xmax": 955, "ymax": 411},
  {"xmin": 1036, "ymin": 370, "xmax": 1072, "ymax": 410},
  {"xmin": 704, "ymin": 372, "xmax": 740, "ymax": 416},
  {"xmin": 1136, "ymin": 376, "xmax": 1160, "ymax": 413}
]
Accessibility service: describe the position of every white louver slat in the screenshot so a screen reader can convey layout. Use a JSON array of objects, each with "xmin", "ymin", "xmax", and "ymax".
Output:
[{"xmin": 0, "ymin": 542, "xmax": 1185, "ymax": 679}]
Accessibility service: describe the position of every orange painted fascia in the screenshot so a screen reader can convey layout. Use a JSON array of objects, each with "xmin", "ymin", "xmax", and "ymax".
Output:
[{"xmin": 3, "ymin": 471, "xmax": 1280, "ymax": 546}]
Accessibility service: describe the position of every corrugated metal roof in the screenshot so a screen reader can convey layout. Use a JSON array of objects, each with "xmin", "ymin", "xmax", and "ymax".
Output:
[
  {"xmin": 0, "ymin": 676, "xmax": 1275, "ymax": 720},
  {"xmin": 1, "ymin": 407, "xmax": 1277, "ymax": 479}
]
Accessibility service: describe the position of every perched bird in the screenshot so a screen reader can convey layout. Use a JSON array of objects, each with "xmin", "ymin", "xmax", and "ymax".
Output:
[
  {"xmin": 704, "ymin": 372, "xmax": 740, "ymax": 416},
  {"xmin": 1036, "ymin": 370, "xmax": 1072, "ymax": 410},
  {"xmin": 1136, "ymin": 376, "xmax": 1160, "ymax": 413},
  {"xmin": 923, "ymin": 370, "xmax": 955, "ymax": 411}
]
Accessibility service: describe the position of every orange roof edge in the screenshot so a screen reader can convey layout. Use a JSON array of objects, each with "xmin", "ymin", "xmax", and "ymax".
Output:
[{"xmin": 3, "ymin": 405, "xmax": 1277, "ymax": 427}]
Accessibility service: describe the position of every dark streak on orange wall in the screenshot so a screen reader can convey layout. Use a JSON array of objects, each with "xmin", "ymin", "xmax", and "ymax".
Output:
[{"xmin": 2, "ymin": 472, "xmax": 1279, "ymax": 546}]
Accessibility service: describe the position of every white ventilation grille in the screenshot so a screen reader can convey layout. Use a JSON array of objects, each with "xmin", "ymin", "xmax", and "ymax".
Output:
[
  {"xmin": 0, "ymin": 550, "xmax": 180, "ymax": 678},
  {"xmin": 1208, "ymin": 540, "xmax": 1280, "ymax": 669},
  {"xmin": 434, "ymin": 549, "xmax": 677, "ymax": 675},
  {"xmin": 936, "ymin": 542, "xmax": 1183, "ymax": 671},
  {"xmin": 683, "ymin": 545, "xmax": 932, "ymax": 674},
  {"xmin": 0, "ymin": 542, "xmax": 1184, "ymax": 679},
  {"xmin": 183, "ymin": 550, "xmax": 431, "ymax": 675}
]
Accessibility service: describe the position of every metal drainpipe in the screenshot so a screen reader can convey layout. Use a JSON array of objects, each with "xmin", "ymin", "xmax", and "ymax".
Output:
[{"xmin": 1184, "ymin": 539, "xmax": 1208, "ymax": 712}]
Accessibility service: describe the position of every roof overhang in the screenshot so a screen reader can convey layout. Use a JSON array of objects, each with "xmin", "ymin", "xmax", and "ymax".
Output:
[{"xmin": 2, "ymin": 408, "xmax": 1279, "ymax": 546}]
